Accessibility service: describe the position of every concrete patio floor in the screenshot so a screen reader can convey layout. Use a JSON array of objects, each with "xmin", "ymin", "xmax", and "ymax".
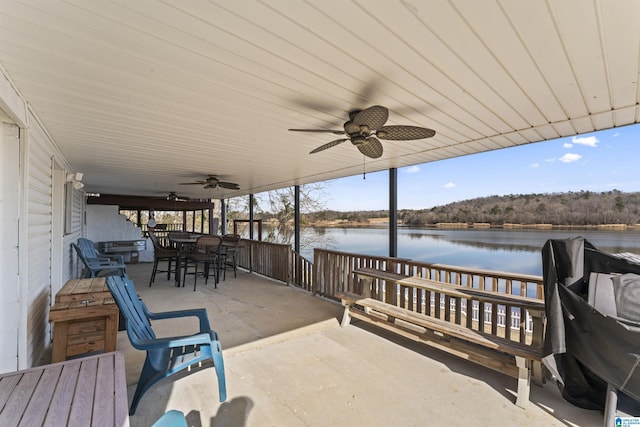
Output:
[{"xmin": 120, "ymin": 262, "xmax": 604, "ymax": 427}]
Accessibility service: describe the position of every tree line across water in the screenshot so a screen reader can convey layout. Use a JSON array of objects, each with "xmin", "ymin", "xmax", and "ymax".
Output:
[{"xmin": 302, "ymin": 190, "xmax": 640, "ymax": 226}]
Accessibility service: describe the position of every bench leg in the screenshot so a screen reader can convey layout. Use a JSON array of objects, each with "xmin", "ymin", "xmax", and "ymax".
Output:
[
  {"xmin": 532, "ymin": 360, "xmax": 545, "ymax": 386},
  {"xmin": 515, "ymin": 356, "xmax": 531, "ymax": 408},
  {"xmin": 340, "ymin": 304, "xmax": 351, "ymax": 327}
]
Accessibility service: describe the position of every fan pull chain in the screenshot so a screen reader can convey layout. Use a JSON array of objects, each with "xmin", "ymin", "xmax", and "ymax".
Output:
[{"xmin": 362, "ymin": 156, "xmax": 366, "ymax": 179}]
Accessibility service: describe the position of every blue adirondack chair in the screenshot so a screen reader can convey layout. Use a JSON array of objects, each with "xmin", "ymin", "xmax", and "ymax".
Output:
[
  {"xmin": 72, "ymin": 240, "xmax": 127, "ymax": 278},
  {"xmin": 106, "ymin": 275, "xmax": 227, "ymax": 415},
  {"xmin": 78, "ymin": 237, "xmax": 125, "ymax": 264},
  {"xmin": 152, "ymin": 410, "xmax": 187, "ymax": 427}
]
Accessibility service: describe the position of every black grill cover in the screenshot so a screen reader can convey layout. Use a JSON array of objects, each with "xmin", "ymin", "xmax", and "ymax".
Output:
[{"xmin": 542, "ymin": 237, "xmax": 640, "ymax": 410}]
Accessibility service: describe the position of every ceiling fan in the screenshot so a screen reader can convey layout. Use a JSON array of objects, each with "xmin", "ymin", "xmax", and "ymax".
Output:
[
  {"xmin": 179, "ymin": 175, "xmax": 240, "ymax": 190},
  {"xmin": 153, "ymin": 191, "xmax": 190, "ymax": 202},
  {"xmin": 289, "ymin": 105, "xmax": 435, "ymax": 159}
]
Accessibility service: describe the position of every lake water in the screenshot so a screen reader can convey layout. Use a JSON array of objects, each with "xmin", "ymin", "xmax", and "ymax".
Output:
[{"xmin": 299, "ymin": 227, "xmax": 640, "ymax": 276}]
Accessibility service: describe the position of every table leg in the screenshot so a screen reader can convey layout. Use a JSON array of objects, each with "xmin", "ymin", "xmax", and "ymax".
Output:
[
  {"xmin": 174, "ymin": 242, "xmax": 184, "ymax": 287},
  {"xmin": 175, "ymin": 252, "xmax": 183, "ymax": 287}
]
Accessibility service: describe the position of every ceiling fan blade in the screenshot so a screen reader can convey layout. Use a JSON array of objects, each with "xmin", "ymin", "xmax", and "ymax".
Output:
[
  {"xmin": 289, "ymin": 128, "xmax": 344, "ymax": 135},
  {"xmin": 218, "ymin": 181, "xmax": 240, "ymax": 190},
  {"xmin": 352, "ymin": 105, "xmax": 388, "ymax": 129},
  {"xmin": 179, "ymin": 181, "xmax": 206, "ymax": 185},
  {"xmin": 357, "ymin": 137, "xmax": 383, "ymax": 159},
  {"xmin": 376, "ymin": 125, "xmax": 436, "ymax": 140},
  {"xmin": 309, "ymin": 138, "xmax": 348, "ymax": 154}
]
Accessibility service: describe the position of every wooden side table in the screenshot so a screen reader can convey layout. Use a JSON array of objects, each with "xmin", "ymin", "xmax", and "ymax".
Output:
[{"xmin": 49, "ymin": 278, "xmax": 119, "ymax": 362}]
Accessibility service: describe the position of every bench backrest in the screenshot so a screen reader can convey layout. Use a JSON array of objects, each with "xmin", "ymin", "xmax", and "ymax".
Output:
[
  {"xmin": 106, "ymin": 275, "xmax": 156, "ymax": 346},
  {"xmin": 192, "ymin": 235, "xmax": 223, "ymax": 257}
]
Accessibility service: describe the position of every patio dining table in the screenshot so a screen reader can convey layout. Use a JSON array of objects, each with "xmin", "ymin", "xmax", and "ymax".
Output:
[{"xmin": 168, "ymin": 235, "xmax": 199, "ymax": 287}]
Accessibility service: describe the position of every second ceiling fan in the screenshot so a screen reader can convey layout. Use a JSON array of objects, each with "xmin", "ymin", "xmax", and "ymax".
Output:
[
  {"xmin": 289, "ymin": 105, "xmax": 435, "ymax": 159},
  {"xmin": 179, "ymin": 175, "xmax": 240, "ymax": 190}
]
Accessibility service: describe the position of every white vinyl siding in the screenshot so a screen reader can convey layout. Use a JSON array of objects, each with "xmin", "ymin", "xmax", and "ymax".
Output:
[
  {"xmin": 25, "ymin": 114, "xmax": 53, "ymax": 368},
  {"xmin": 21, "ymin": 109, "xmax": 85, "ymax": 367},
  {"xmin": 1, "ymin": 64, "xmax": 86, "ymax": 369}
]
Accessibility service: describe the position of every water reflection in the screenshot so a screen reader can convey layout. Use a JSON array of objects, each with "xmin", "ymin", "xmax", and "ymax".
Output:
[{"xmin": 301, "ymin": 227, "xmax": 640, "ymax": 276}]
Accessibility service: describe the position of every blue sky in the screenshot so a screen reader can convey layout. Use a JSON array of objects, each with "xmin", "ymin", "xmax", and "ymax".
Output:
[{"xmin": 323, "ymin": 123, "xmax": 640, "ymax": 211}]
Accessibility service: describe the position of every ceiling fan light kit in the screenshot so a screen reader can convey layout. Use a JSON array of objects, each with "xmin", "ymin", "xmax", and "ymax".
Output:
[{"xmin": 289, "ymin": 105, "xmax": 435, "ymax": 159}]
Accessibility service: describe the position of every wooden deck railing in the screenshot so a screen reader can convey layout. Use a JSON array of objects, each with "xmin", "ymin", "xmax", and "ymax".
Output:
[
  {"xmin": 236, "ymin": 239, "xmax": 290, "ymax": 282},
  {"xmin": 290, "ymin": 250, "xmax": 314, "ymax": 291},
  {"xmin": 235, "ymin": 239, "xmax": 314, "ymax": 290},
  {"xmin": 313, "ymin": 248, "xmax": 543, "ymax": 297},
  {"xmin": 234, "ymin": 242, "xmax": 544, "ymax": 333},
  {"xmin": 313, "ymin": 248, "xmax": 544, "ymax": 332}
]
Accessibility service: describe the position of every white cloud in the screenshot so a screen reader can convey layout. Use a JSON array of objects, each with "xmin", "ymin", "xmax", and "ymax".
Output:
[
  {"xmin": 614, "ymin": 132, "xmax": 620, "ymax": 137},
  {"xmin": 563, "ymin": 142, "xmax": 573, "ymax": 148},
  {"xmin": 572, "ymin": 135, "xmax": 598, "ymax": 147},
  {"xmin": 444, "ymin": 182, "xmax": 456, "ymax": 189},
  {"xmin": 405, "ymin": 165, "xmax": 420, "ymax": 174},
  {"xmin": 559, "ymin": 153, "xmax": 582, "ymax": 163},
  {"xmin": 531, "ymin": 163, "xmax": 539, "ymax": 168}
]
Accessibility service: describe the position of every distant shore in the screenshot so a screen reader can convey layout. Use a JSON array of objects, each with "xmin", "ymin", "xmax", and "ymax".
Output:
[{"xmin": 301, "ymin": 218, "xmax": 640, "ymax": 230}]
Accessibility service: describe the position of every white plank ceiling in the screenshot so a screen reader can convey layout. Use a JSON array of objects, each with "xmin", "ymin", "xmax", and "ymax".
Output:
[{"xmin": 1, "ymin": 0, "xmax": 639, "ymax": 200}]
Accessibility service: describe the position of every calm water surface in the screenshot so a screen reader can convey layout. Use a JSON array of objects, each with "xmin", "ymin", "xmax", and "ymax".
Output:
[{"xmin": 300, "ymin": 227, "xmax": 640, "ymax": 276}]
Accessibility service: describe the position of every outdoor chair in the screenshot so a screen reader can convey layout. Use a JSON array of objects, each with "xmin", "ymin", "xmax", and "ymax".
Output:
[
  {"xmin": 106, "ymin": 275, "xmax": 226, "ymax": 415},
  {"xmin": 148, "ymin": 230, "xmax": 178, "ymax": 286},
  {"xmin": 182, "ymin": 235, "xmax": 223, "ymax": 291},
  {"xmin": 72, "ymin": 240, "xmax": 127, "ymax": 278},
  {"xmin": 152, "ymin": 410, "xmax": 187, "ymax": 427},
  {"xmin": 78, "ymin": 237, "xmax": 125, "ymax": 264},
  {"xmin": 220, "ymin": 234, "xmax": 241, "ymax": 280}
]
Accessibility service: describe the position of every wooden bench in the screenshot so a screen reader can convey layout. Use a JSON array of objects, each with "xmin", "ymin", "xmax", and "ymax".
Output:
[
  {"xmin": 0, "ymin": 352, "xmax": 129, "ymax": 426},
  {"xmin": 351, "ymin": 267, "xmax": 410, "ymax": 297},
  {"xmin": 336, "ymin": 275, "xmax": 545, "ymax": 408}
]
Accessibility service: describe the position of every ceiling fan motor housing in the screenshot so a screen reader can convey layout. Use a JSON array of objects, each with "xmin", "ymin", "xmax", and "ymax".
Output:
[
  {"xmin": 344, "ymin": 121, "xmax": 360, "ymax": 134},
  {"xmin": 351, "ymin": 135, "xmax": 367, "ymax": 146}
]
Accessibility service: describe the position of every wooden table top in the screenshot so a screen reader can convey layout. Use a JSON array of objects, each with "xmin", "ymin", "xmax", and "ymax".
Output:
[
  {"xmin": 51, "ymin": 277, "xmax": 117, "ymax": 323},
  {"xmin": 56, "ymin": 277, "xmax": 111, "ymax": 303},
  {"xmin": 0, "ymin": 352, "xmax": 129, "ymax": 426}
]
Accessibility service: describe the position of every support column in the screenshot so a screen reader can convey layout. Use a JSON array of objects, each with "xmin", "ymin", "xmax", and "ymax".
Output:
[
  {"xmin": 220, "ymin": 199, "xmax": 226, "ymax": 235},
  {"xmin": 294, "ymin": 185, "xmax": 300, "ymax": 254},
  {"xmin": 249, "ymin": 194, "xmax": 254, "ymax": 240},
  {"xmin": 389, "ymin": 168, "xmax": 397, "ymax": 258}
]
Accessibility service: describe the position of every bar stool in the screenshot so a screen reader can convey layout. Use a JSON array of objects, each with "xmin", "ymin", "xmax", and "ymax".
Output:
[
  {"xmin": 182, "ymin": 235, "xmax": 223, "ymax": 291},
  {"xmin": 148, "ymin": 231, "xmax": 178, "ymax": 286}
]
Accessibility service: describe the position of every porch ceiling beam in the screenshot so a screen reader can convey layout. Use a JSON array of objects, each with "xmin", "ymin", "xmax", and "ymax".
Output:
[{"xmin": 87, "ymin": 194, "xmax": 214, "ymax": 211}]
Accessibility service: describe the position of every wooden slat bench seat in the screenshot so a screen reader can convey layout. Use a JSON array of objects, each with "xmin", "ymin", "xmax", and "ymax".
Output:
[{"xmin": 335, "ymin": 276, "xmax": 545, "ymax": 408}]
